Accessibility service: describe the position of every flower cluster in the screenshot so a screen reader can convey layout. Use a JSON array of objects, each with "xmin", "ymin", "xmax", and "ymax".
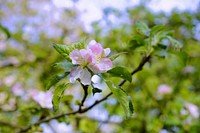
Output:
[{"xmin": 69, "ymin": 40, "xmax": 112, "ymax": 85}]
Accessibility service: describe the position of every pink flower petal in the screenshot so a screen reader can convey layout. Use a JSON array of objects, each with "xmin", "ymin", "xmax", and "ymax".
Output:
[
  {"xmin": 97, "ymin": 58, "xmax": 112, "ymax": 71},
  {"xmin": 80, "ymin": 49, "xmax": 93, "ymax": 63},
  {"xmin": 88, "ymin": 63, "xmax": 101, "ymax": 74},
  {"xmin": 87, "ymin": 41, "xmax": 103, "ymax": 56},
  {"xmin": 69, "ymin": 49, "xmax": 82, "ymax": 64},
  {"xmin": 88, "ymin": 58, "xmax": 112, "ymax": 74}
]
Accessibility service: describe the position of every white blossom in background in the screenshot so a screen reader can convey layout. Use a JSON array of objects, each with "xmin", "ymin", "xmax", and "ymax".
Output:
[
  {"xmin": 40, "ymin": 119, "xmax": 74, "ymax": 133},
  {"xmin": 3, "ymin": 75, "xmax": 16, "ymax": 87},
  {"xmin": 157, "ymin": 84, "xmax": 172, "ymax": 95},
  {"xmin": 0, "ymin": 42, "xmax": 7, "ymax": 51},
  {"xmin": 184, "ymin": 102, "xmax": 199, "ymax": 118},
  {"xmin": 183, "ymin": 66, "xmax": 196, "ymax": 74},
  {"xmin": 11, "ymin": 83, "xmax": 25, "ymax": 97},
  {"xmin": 31, "ymin": 90, "xmax": 53, "ymax": 109}
]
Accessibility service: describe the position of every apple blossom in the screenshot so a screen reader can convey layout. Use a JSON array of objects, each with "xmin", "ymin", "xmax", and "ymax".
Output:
[{"xmin": 69, "ymin": 40, "xmax": 113, "ymax": 85}]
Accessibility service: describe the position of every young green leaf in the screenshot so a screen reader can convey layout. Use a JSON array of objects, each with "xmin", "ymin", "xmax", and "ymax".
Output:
[
  {"xmin": 53, "ymin": 60, "xmax": 74, "ymax": 72},
  {"xmin": 45, "ymin": 73, "xmax": 68, "ymax": 90},
  {"xmin": 52, "ymin": 83, "xmax": 68, "ymax": 112},
  {"xmin": 107, "ymin": 66, "xmax": 132, "ymax": 82},
  {"xmin": 53, "ymin": 44, "xmax": 72, "ymax": 61},
  {"xmin": 106, "ymin": 81, "xmax": 134, "ymax": 118},
  {"xmin": 73, "ymin": 38, "xmax": 87, "ymax": 49},
  {"xmin": 167, "ymin": 36, "xmax": 183, "ymax": 49},
  {"xmin": 129, "ymin": 35, "xmax": 145, "ymax": 50},
  {"xmin": 149, "ymin": 25, "xmax": 173, "ymax": 46},
  {"xmin": 135, "ymin": 22, "xmax": 150, "ymax": 36},
  {"xmin": 150, "ymin": 25, "xmax": 165, "ymax": 37},
  {"xmin": 0, "ymin": 24, "xmax": 11, "ymax": 39}
]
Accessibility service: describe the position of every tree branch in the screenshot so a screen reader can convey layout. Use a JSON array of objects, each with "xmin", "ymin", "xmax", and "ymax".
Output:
[
  {"xmin": 78, "ymin": 84, "xmax": 88, "ymax": 112},
  {"xmin": 18, "ymin": 54, "xmax": 151, "ymax": 133}
]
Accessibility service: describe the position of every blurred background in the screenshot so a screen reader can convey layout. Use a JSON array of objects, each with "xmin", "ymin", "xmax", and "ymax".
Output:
[{"xmin": 0, "ymin": 0, "xmax": 200, "ymax": 133}]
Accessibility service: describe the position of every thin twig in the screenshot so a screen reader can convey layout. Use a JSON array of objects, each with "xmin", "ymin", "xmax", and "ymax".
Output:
[{"xmin": 18, "ymin": 55, "xmax": 151, "ymax": 133}]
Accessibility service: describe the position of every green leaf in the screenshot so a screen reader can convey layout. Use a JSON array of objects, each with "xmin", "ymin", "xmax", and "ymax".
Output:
[
  {"xmin": 73, "ymin": 38, "xmax": 87, "ymax": 49},
  {"xmin": 45, "ymin": 73, "xmax": 68, "ymax": 90},
  {"xmin": 109, "ymin": 52, "xmax": 127, "ymax": 61},
  {"xmin": 167, "ymin": 36, "xmax": 183, "ymax": 49},
  {"xmin": 53, "ymin": 60, "xmax": 74, "ymax": 72},
  {"xmin": 52, "ymin": 83, "xmax": 68, "ymax": 112},
  {"xmin": 106, "ymin": 81, "xmax": 134, "ymax": 118},
  {"xmin": 150, "ymin": 25, "xmax": 165, "ymax": 37},
  {"xmin": 0, "ymin": 24, "xmax": 11, "ymax": 39},
  {"xmin": 53, "ymin": 44, "xmax": 72, "ymax": 61},
  {"xmin": 107, "ymin": 66, "xmax": 132, "ymax": 82},
  {"xmin": 150, "ymin": 31, "xmax": 172, "ymax": 46},
  {"xmin": 129, "ymin": 35, "xmax": 145, "ymax": 50},
  {"xmin": 149, "ymin": 25, "xmax": 173, "ymax": 46},
  {"xmin": 92, "ymin": 87, "xmax": 102, "ymax": 95},
  {"xmin": 128, "ymin": 96, "xmax": 134, "ymax": 114},
  {"xmin": 156, "ymin": 49, "xmax": 169, "ymax": 58},
  {"xmin": 170, "ymin": 51, "xmax": 188, "ymax": 66},
  {"xmin": 75, "ymin": 100, "xmax": 81, "ymax": 105},
  {"xmin": 135, "ymin": 22, "xmax": 150, "ymax": 36},
  {"xmin": 61, "ymin": 95, "xmax": 73, "ymax": 103},
  {"xmin": 53, "ymin": 39, "xmax": 87, "ymax": 61}
]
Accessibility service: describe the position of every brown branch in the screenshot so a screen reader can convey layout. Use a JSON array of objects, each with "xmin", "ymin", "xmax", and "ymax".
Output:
[
  {"xmin": 17, "ymin": 54, "xmax": 151, "ymax": 133},
  {"xmin": 78, "ymin": 84, "xmax": 88, "ymax": 112}
]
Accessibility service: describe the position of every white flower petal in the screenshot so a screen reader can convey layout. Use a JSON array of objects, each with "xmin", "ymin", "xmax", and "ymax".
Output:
[
  {"xmin": 79, "ymin": 68, "xmax": 91, "ymax": 85},
  {"xmin": 87, "ymin": 40, "xmax": 97, "ymax": 47},
  {"xmin": 104, "ymin": 48, "xmax": 111, "ymax": 56},
  {"xmin": 69, "ymin": 66, "xmax": 81, "ymax": 83},
  {"xmin": 69, "ymin": 49, "xmax": 82, "ymax": 64}
]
